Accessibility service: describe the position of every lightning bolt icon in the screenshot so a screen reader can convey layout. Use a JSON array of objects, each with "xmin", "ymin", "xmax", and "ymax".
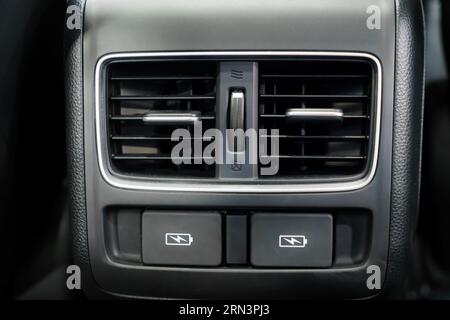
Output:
[
  {"xmin": 283, "ymin": 237, "xmax": 302, "ymax": 246},
  {"xmin": 165, "ymin": 233, "xmax": 194, "ymax": 246},
  {"xmin": 279, "ymin": 235, "xmax": 308, "ymax": 248},
  {"xmin": 170, "ymin": 235, "xmax": 188, "ymax": 243}
]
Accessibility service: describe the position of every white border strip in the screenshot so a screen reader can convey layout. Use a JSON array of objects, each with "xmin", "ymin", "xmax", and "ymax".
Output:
[{"xmin": 94, "ymin": 51, "xmax": 382, "ymax": 193}]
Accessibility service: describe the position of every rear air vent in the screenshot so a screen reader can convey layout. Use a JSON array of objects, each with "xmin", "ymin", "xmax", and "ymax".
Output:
[
  {"xmin": 107, "ymin": 61, "xmax": 217, "ymax": 178},
  {"xmin": 259, "ymin": 60, "xmax": 375, "ymax": 179}
]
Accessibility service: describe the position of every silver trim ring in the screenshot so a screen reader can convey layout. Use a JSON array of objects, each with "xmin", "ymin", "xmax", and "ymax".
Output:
[{"xmin": 94, "ymin": 51, "xmax": 382, "ymax": 193}]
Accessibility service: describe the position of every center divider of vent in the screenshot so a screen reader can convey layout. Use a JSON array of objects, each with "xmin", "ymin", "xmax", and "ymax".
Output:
[{"xmin": 107, "ymin": 61, "xmax": 217, "ymax": 178}]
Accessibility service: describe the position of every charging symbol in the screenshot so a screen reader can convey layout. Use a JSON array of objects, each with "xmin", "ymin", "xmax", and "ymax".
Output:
[
  {"xmin": 279, "ymin": 235, "xmax": 308, "ymax": 248},
  {"xmin": 165, "ymin": 233, "xmax": 194, "ymax": 246}
]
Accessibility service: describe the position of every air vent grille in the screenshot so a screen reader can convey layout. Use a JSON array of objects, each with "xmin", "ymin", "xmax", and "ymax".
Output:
[
  {"xmin": 107, "ymin": 61, "xmax": 217, "ymax": 178},
  {"xmin": 259, "ymin": 60, "xmax": 374, "ymax": 179}
]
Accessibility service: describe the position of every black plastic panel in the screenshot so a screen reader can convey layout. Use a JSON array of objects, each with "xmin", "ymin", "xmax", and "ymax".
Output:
[
  {"xmin": 82, "ymin": 0, "xmax": 395, "ymax": 299},
  {"xmin": 64, "ymin": 0, "xmax": 423, "ymax": 299}
]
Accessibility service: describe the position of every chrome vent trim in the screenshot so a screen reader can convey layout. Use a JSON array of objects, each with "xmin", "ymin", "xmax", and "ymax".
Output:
[{"xmin": 95, "ymin": 51, "xmax": 382, "ymax": 193}]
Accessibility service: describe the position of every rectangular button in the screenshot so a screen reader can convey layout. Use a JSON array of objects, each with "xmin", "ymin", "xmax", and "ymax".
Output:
[
  {"xmin": 250, "ymin": 214, "xmax": 333, "ymax": 267},
  {"xmin": 142, "ymin": 211, "xmax": 222, "ymax": 266}
]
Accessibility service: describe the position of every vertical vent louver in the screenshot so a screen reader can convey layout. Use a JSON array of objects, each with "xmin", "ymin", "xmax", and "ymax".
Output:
[
  {"xmin": 107, "ymin": 61, "xmax": 217, "ymax": 178},
  {"xmin": 259, "ymin": 60, "xmax": 375, "ymax": 179}
]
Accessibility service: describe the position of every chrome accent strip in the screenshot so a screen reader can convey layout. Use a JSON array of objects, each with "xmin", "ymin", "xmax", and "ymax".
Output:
[
  {"xmin": 94, "ymin": 51, "xmax": 382, "ymax": 193},
  {"xmin": 228, "ymin": 90, "xmax": 245, "ymax": 153},
  {"xmin": 142, "ymin": 112, "xmax": 200, "ymax": 125},
  {"xmin": 285, "ymin": 108, "xmax": 344, "ymax": 122}
]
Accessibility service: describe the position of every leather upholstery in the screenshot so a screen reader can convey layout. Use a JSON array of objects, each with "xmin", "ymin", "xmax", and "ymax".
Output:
[{"xmin": 381, "ymin": 0, "xmax": 425, "ymax": 297}]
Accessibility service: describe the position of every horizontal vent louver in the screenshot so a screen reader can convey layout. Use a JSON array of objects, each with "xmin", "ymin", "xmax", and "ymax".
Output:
[
  {"xmin": 258, "ymin": 60, "xmax": 374, "ymax": 179},
  {"xmin": 107, "ymin": 61, "xmax": 217, "ymax": 178}
]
